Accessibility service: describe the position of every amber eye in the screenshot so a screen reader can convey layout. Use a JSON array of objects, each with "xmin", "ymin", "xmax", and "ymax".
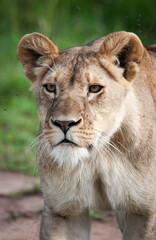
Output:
[
  {"xmin": 44, "ymin": 84, "xmax": 56, "ymax": 93},
  {"xmin": 89, "ymin": 85, "xmax": 103, "ymax": 93}
]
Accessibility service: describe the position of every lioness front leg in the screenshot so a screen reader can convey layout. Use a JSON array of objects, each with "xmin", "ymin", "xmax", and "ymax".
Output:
[
  {"xmin": 40, "ymin": 206, "xmax": 91, "ymax": 240},
  {"xmin": 122, "ymin": 213, "xmax": 156, "ymax": 240}
]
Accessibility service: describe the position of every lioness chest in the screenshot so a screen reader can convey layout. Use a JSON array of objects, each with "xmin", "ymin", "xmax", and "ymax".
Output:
[
  {"xmin": 38, "ymin": 146, "xmax": 156, "ymax": 217},
  {"xmin": 38, "ymin": 156, "xmax": 113, "ymax": 217}
]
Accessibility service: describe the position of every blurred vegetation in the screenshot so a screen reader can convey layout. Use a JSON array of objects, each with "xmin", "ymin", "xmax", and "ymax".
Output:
[{"xmin": 0, "ymin": 0, "xmax": 156, "ymax": 174}]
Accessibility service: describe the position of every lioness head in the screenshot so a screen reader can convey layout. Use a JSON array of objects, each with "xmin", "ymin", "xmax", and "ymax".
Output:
[{"xmin": 18, "ymin": 31, "xmax": 144, "ymax": 167}]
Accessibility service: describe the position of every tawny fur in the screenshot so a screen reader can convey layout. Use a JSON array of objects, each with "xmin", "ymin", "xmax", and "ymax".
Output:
[{"xmin": 18, "ymin": 31, "xmax": 156, "ymax": 240}]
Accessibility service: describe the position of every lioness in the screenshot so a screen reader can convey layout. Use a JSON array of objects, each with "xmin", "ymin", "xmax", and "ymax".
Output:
[{"xmin": 17, "ymin": 31, "xmax": 156, "ymax": 240}]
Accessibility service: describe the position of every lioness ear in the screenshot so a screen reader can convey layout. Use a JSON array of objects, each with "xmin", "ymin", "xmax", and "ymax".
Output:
[
  {"xmin": 17, "ymin": 33, "xmax": 58, "ymax": 82},
  {"xmin": 99, "ymin": 31, "xmax": 144, "ymax": 81}
]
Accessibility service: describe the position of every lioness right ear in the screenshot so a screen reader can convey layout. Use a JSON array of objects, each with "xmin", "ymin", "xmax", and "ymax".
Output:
[
  {"xmin": 99, "ymin": 31, "xmax": 144, "ymax": 82},
  {"xmin": 17, "ymin": 33, "xmax": 58, "ymax": 82}
]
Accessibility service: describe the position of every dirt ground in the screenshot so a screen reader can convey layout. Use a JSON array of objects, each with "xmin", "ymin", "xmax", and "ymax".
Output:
[{"xmin": 0, "ymin": 171, "xmax": 122, "ymax": 240}]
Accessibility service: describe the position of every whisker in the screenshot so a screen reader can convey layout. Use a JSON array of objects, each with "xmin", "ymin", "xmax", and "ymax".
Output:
[
  {"xmin": 93, "ymin": 129, "xmax": 122, "ymax": 155},
  {"xmin": 37, "ymin": 141, "xmax": 50, "ymax": 163},
  {"xmin": 106, "ymin": 141, "xmax": 122, "ymax": 154},
  {"xmin": 91, "ymin": 131, "xmax": 122, "ymax": 158},
  {"xmin": 26, "ymin": 132, "xmax": 45, "ymax": 152},
  {"xmin": 91, "ymin": 134, "xmax": 112, "ymax": 159},
  {"xmin": 32, "ymin": 165, "xmax": 37, "ymax": 176},
  {"xmin": 117, "ymin": 141, "xmax": 128, "ymax": 152},
  {"xmin": 37, "ymin": 138, "xmax": 49, "ymax": 150},
  {"xmin": 51, "ymin": 58, "xmax": 58, "ymax": 71},
  {"xmin": 40, "ymin": 63, "xmax": 55, "ymax": 73}
]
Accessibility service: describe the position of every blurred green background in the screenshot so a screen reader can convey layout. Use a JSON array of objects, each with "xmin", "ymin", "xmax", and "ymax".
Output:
[{"xmin": 0, "ymin": 0, "xmax": 156, "ymax": 175}]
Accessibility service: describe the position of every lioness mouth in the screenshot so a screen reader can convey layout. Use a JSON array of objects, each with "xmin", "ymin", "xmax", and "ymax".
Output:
[
  {"xmin": 57, "ymin": 138, "xmax": 78, "ymax": 146},
  {"xmin": 61, "ymin": 138, "xmax": 72, "ymax": 144}
]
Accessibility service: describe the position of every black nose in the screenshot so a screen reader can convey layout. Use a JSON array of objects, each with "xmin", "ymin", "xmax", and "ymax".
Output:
[{"xmin": 52, "ymin": 119, "xmax": 81, "ymax": 134}]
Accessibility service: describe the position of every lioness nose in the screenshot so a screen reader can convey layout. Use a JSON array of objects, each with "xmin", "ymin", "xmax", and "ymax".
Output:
[{"xmin": 52, "ymin": 119, "xmax": 81, "ymax": 134}]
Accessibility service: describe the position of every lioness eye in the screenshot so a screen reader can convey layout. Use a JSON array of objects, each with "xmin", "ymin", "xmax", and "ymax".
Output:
[
  {"xmin": 44, "ymin": 84, "xmax": 56, "ymax": 93},
  {"xmin": 89, "ymin": 85, "xmax": 103, "ymax": 93}
]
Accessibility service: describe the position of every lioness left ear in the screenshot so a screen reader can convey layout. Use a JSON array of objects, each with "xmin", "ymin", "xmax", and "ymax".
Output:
[
  {"xmin": 17, "ymin": 33, "xmax": 58, "ymax": 82},
  {"xmin": 99, "ymin": 31, "xmax": 144, "ymax": 81}
]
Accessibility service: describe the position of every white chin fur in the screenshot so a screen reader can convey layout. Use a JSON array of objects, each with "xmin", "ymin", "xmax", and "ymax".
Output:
[{"xmin": 50, "ymin": 144, "xmax": 89, "ymax": 168}]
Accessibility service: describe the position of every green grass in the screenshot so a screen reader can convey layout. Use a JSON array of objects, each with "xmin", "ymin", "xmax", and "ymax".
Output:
[
  {"xmin": 0, "ymin": 32, "xmax": 39, "ymax": 174},
  {"xmin": 0, "ymin": 58, "xmax": 39, "ymax": 174},
  {"xmin": 0, "ymin": 93, "xmax": 38, "ymax": 174},
  {"xmin": 0, "ymin": 0, "xmax": 156, "ymax": 175}
]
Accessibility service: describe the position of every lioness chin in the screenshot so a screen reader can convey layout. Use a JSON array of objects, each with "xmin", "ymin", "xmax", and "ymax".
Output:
[{"xmin": 17, "ymin": 31, "xmax": 156, "ymax": 240}]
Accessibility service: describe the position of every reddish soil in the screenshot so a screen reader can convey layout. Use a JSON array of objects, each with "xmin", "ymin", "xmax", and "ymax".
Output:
[
  {"xmin": 0, "ymin": 171, "xmax": 122, "ymax": 240},
  {"xmin": 0, "ymin": 171, "xmax": 40, "ymax": 195}
]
